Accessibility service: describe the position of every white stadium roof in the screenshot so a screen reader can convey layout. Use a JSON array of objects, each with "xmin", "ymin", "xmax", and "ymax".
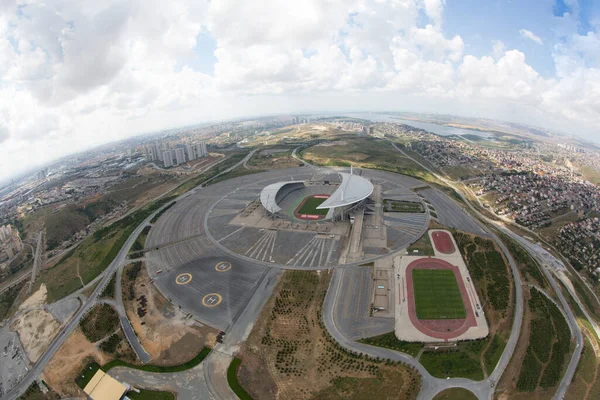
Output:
[
  {"xmin": 259, "ymin": 170, "xmax": 373, "ymax": 215},
  {"xmin": 316, "ymin": 172, "xmax": 373, "ymax": 209},
  {"xmin": 260, "ymin": 181, "xmax": 304, "ymax": 213}
]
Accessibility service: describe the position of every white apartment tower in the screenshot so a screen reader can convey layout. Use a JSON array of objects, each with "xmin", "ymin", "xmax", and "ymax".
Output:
[
  {"xmin": 185, "ymin": 144, "xmax": 196, "ymax": 161},
  {"xmin": 162, "ymin": 150, "xmax": 173, "ymax": 167},
  {"xmin": 195, "ymin": 141, "xmax": 208, "ymax": 158},
  {"xmin": 175, "ymin": 148, "xmax": 186, "ymax": 165},
  {"xmin": 155, "ymin": 143, "xmax": 164, "ymax": 162}
]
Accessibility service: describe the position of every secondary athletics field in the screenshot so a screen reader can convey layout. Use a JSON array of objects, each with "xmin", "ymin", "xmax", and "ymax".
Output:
[
  {"xmin": 412, "ymin": 269, "xmax": 466, "ymax": 319},
  {"xmin": 430, "ymin": 230, "xmax": 456, "ymax": 254}
]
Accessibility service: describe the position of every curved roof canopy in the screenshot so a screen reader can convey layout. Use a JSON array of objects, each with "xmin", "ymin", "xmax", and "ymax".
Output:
[
  {"xmin": 260, "ymin": 181, "xmax": 303, "ymax": 213},
  {"xmin": 317, "ymin": 172, "xmax": 373, "ymax": 209}
]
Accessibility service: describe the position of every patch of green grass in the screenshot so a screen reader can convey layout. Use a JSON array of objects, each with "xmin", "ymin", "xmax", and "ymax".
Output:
[
  {"xmin": 79, "ymin": 304, "xmax": 120, "ymax": 342},
  {"xmin": 432, "ymin": 388, "xmax": 478, "ymax": 400},
  {"xmin": 227, "ymin": 358, "xmax": 253, "ymax": 400},
  {"xmin": 483, "ymin": 334, "xmax": 507, "ymax": 375},
  {"xmin": 359, "ymin": 332, "xmax": 423, "ymax": 357},
  {"xmin": 102, "ymin": 347, "xmax": 211, "ymax": 373},
  {"xmin": 407, "ymin": 232, "xmax": 434, "ymax": 256},
  {"xmin": 0, "ymin": 281, "xmax": 25, "ymax": 321},
  {"xmin": 581, "ymin": 165, "xmax": 600, "ymax": 186},
  {"xmin": 296, "ymin": 197, "xmax": 329, "ymax": 216},
  {"xmin": 360, "ymin": 332, "xmax": 423, "ymax": 357},
  {"xmin": 569, "ymin": 273, "xmax": 600, "ymax": 320},
  {"xmin": 127, "ymin": 389, "xmax": 175, "ymax": 400},
  {"xmin": 40, "ymin": 196, "xmax": 176, "ymax": 302},
  {"xmin": 100, "ymin": 273, "xmax": 116, "ymax": 298},
  {"xmin": 419, "ymin": 350, "xmax": 484, "ymax": 380},
  {"xmin": 384, "ymin": 199, "xmax": 425, "ymax": 213},
  {"xmin": 75, "ymin": 361, "xmax": 101, "ymax": 389},
  {"xmin": 412, "ymin": 269, "xmax": 466, "ymax": 319},
  {"xmin": 210, "ymin": 166, "xmax": 264, "ymax": 185}
]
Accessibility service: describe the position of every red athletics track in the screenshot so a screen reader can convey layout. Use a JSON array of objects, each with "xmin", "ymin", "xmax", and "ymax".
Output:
[
  {"xmin": 293, "ymin": 194, "xmax": 330, "ymax": 221},
  {"xmin": 405, "ymin": 258, "xmax": 476, "ymax": 341},
  {"xmin": 431, "ymin": 231, "xmax": 456, "ymax": 254}
]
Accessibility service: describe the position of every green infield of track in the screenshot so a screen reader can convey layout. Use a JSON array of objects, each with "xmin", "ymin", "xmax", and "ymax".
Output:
[
  {"xmin": 412, "ymin": 269, "xmax": 466, "ymax": 319},
  {"xmin": 297, "ymin": 197, "xmax": 329, "ymax": 216}
]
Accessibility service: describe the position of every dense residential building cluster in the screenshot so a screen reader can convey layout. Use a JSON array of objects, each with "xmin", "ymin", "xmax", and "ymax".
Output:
[
  {"xmin": 556, "ymin": 218, "xmax": 600, "ymax": 277},
  {"xmin": 472, "ymin": 172, "xmax": 600, "ymax": 228},
  {"xmin": 409, "ymin": 139, "xmax": 479, "ymax": 167},
  {"xmin": 371, "ymin": 121, "xmax": 600, "ymax": 231},
  {"xmin": 144, "ymin": 140, "xmax": 208, "ymax": 167},
  {"xmin": 0, "ymin": 224, "xmax": 23, "ymax": 268}
]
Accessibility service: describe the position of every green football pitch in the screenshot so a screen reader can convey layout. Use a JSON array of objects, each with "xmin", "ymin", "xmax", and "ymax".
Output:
[
  {"xmin": 297, "ymin": 197, "xmax": 329, "ymax": 215},
  {"xmin": 412, "ymin": 269, "xmax": 466, "ymax": 319}
]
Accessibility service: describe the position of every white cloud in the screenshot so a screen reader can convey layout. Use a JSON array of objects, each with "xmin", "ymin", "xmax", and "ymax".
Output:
[
  {"xmin": 519, "ymin": 29, "xmax": 543, "ymax": 45},
  {"xmin": 492, "ymin": 40, "xmax": 505, "ymax": 60},
  {"xmin": 422, "ymin": 0, "xmax": 445, "ymax": 27},
  {"xmin": 0, "ymin": 0, "xmax": 600, "ymax": 179}
]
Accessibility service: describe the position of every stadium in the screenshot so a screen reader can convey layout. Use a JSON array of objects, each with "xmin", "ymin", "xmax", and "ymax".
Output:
[{"xmin": 259, "ymin": 168, "xmax": 374, "ymax": 222}]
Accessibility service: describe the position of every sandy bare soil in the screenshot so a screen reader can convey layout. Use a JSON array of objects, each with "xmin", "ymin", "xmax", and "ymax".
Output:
[
  {"xmin": 18, "ymin": 284, "xmax": 47, "ymax": 310},
  {"xmin": 125, "ymin": 265, "xmax": 217, "ymax": 365},
  {"xmin": 42, "ymin": 328, "xmax": 112, "ymax": 397},
  {"xmin": 11, "ymin": 307, "xmax": 59, "ymax": 362}
]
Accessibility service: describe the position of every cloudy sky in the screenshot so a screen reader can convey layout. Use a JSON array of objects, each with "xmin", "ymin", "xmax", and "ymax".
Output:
[{"xmin": 1, "ymin": 0, "xmax": 599, "ymax": 178}]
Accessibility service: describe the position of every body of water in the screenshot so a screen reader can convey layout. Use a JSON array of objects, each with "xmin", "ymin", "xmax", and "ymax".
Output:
[{"xmin": 346, "ymin": 113, "xmax": 492, "ymax": 139}]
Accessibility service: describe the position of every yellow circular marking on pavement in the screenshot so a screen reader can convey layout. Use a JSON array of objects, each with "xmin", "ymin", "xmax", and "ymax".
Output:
[
  {"xmin": 202, "ymin": 293, "xmax": 223, "ymax": 307},
  {"xmin": 215, "ymin": 261, "xmax": 232, "ymax": 272},
  {"xmin": 175, "ymin": 273, "xmax": 192, "ymax": 285}
]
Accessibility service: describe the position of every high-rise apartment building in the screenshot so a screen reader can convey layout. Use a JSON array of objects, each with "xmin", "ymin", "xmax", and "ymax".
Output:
[
  {"xmin": 154, "ymin": 143, "xmax": 164, "ymax": 162},
  {"xmin": 175, "ymin": 148, "xmax": 186, "ymax": 165},
  {"xmin": 163, "ymin": 150, "xmax": 173, "ymax": 167},
  {"xmin": 195, "ymin": 141, "xmax": 208, "ymax": 158},
  {"xmin": 185, "ymin": 144, "xmax": 196, "ymax": 161}
]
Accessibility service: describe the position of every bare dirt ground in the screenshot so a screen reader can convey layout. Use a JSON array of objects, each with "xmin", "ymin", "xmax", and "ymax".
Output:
[
  {"xmin": 125, "ymin": 266, "xmax": 217, "ymax": 365},
  {"xmin": 41, "ymin": 328, "xmax": 112, "ymax": 397},
  {"xmin": 247, "ymin": 153, "xmax": 301, "ymax": 170},
  {"xmin": 18, "ymin": 284, "xmax": 47, "ymax": 310},
  {"xmin": 11, "ymin": 308, "xmax": 60, "ymax": 363},
  {"xmin": 238, "ymin": 270, "xmax": 421, "ymax": 400}
]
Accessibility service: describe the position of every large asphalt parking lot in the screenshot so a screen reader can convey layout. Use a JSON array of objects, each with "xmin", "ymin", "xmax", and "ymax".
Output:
[
  {"xmin": 144, "ymin": 167, "xmax": 481, "ymax": 332},
  {"xmin": 151, "ymin": 252, "xmax": 268, "ymax": 331}
]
